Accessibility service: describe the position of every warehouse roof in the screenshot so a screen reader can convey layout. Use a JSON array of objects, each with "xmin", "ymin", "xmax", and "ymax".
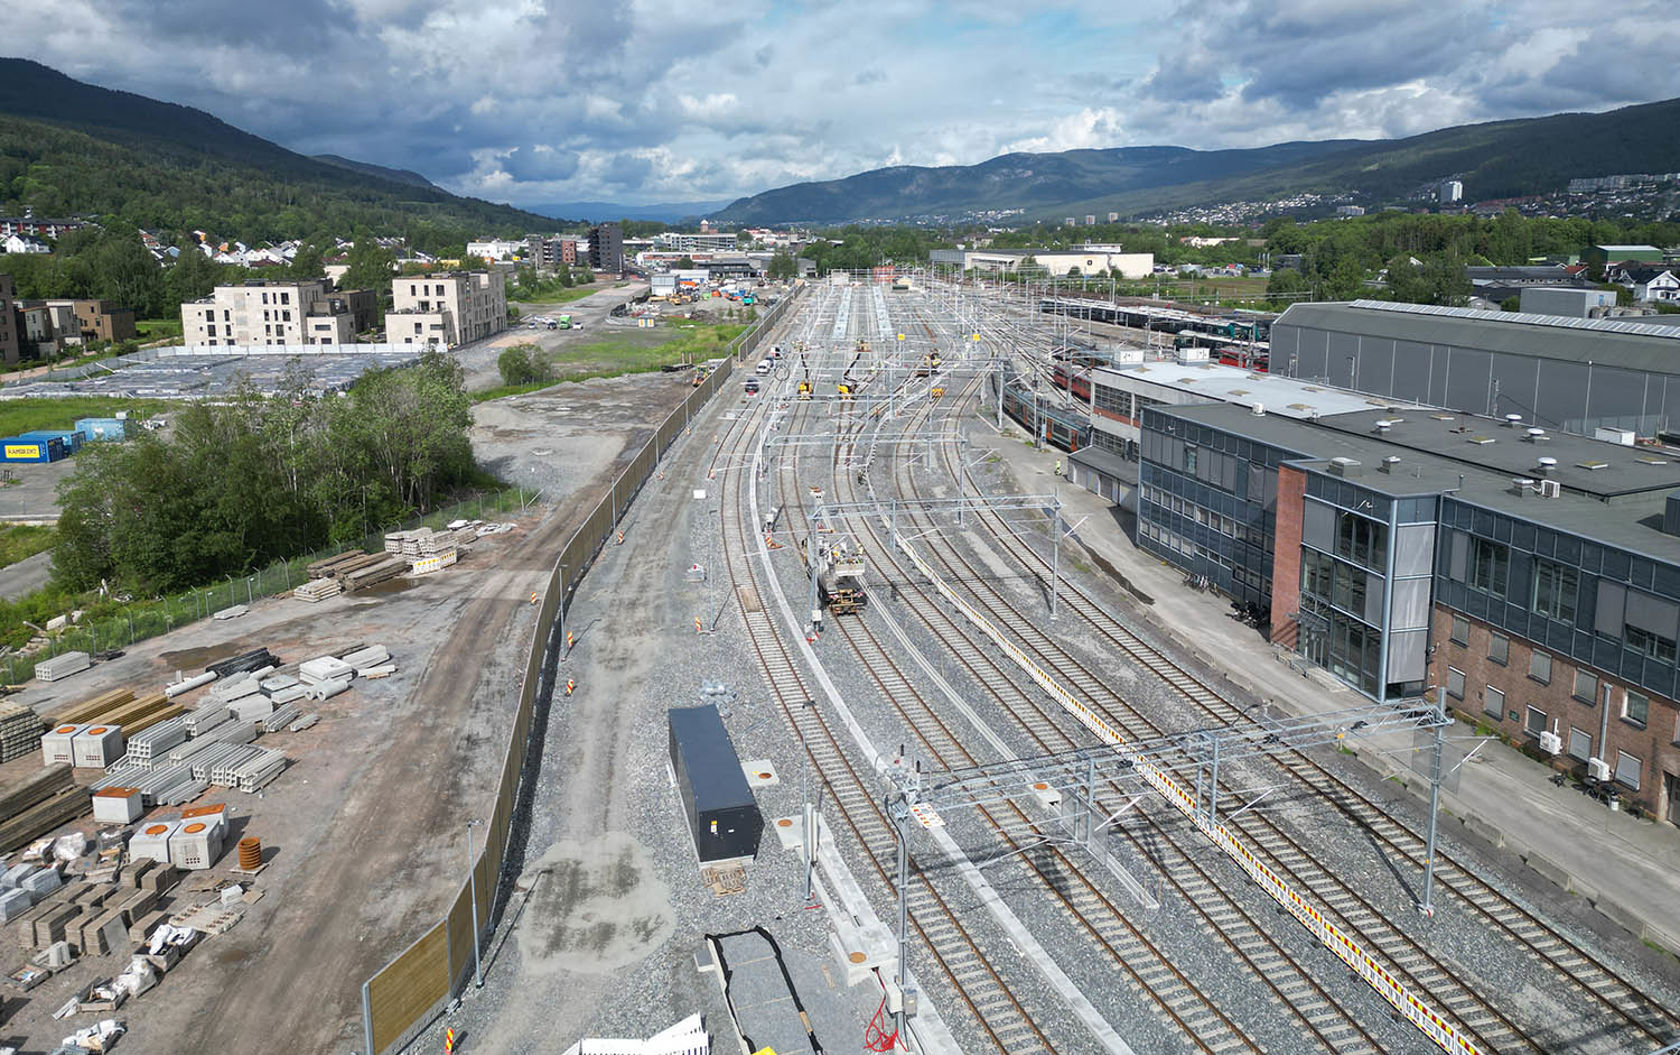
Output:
[
  {"xmin": 1095, "ymin": 361, "xmax": 1392, "ymax": 419},
  {"xmin": 1274, "ymin": 299, "xmax": 1680, "ymax": 374}
]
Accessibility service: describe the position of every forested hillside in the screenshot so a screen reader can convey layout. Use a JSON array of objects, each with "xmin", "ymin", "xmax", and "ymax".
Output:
[{"xmin": 0, "ymin": 60, "xmax": 554, "ymax": 249}]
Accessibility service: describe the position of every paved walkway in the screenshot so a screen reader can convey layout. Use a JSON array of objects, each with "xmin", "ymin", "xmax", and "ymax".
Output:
[{"xmin": 969, "ymin": 416, "xmax": 1680, "ymax": 954}]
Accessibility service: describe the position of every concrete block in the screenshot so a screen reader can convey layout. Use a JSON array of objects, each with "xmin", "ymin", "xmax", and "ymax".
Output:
[
  {"xmin": 1523, "ymin": 852, "xmax": 1571, "ymax": 891},
  {"xmin": 127, "ymin": 908, "xmax": 168, "ymax": 944},
  {"xmin": 0, "ymin": 889, "xmax": 33, "ymax": 922},
  {"xmin": 20, "ymin": 868, "xmax": 61, "ymax": 898},
  {"xmin": 1593, "ymin": 897, "xmax": 1648, "ymax": 940},
  {"xmin": 1, "ymin": 863, "xmax": 35, "ymax": 889},
  {"xmin": 1461, "ymin": 814, "xmax": 1504, "ymax": 850},
  {"xmin": 116, "ymin": 888, "xmax": 158, "ymax": 925}
]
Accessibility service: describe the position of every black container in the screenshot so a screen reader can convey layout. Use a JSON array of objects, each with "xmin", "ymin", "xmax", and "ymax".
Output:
[{"xmin": 668, "ymin": 705, "xmax": 763, "ymax": 862}]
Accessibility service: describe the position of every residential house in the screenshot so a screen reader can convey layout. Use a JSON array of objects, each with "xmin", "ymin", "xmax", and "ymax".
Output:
[{"xmin": 388, "ymin": 272, "xmax": 507, "ymax": 347}]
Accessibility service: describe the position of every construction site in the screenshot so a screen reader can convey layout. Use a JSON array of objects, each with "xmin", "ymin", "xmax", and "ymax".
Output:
[{"xmin": 0, "ymin": 362, "xmax": 698, "ymax": 1054}]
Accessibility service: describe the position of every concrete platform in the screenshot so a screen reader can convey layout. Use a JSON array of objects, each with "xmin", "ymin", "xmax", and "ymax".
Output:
[{"xmin": 971, "ymin": 414, "xmax": 1680, "ymax": 956}]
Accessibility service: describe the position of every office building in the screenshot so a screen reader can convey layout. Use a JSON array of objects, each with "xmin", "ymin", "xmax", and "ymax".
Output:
[
  {"xmin": 589, "ymin": 223, "xmax": 624, "ymax": 275},
  {"xmin": 1438, "ymin": 180, "xmax": 1463, "ymax": 204},
  {"xmin": 1138, "ymin": 400, "xmax": 1680, "ymax": 821},
  {"xmin": 928, "ymin": 246, "xmax": 1154, "ymax": 278},
  {"xmin": 388, "ymin": 271, "xmax": 507, "ymax": 347}
]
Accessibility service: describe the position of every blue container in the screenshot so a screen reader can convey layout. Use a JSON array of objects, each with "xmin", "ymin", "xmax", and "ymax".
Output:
[
  {"xmin": 0, "ymin": 437, "xmax": 62, "ymax": 463},
  {"xmin": 74, "ymin": 418, "xmax": 127, "ymax": 442},
  {"xmin": 18, "ymin": 430, "xmax": 81, "ymax": 455}
]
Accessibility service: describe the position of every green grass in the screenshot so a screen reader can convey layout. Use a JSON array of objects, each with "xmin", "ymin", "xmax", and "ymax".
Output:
[
  {"xmin": 0, "ymin": 524, "xmax": 55, "ymax": 568},
  {"xmin": 134, "ymin": 318, "xmax": 183, "ymax": 342},
  {"xmin": 513, "ymin": 286, "xmax": 602, "ymax": 306},
  {"xmin": 0, "ymin": 396, "xmax": 171, "ymax": 438},
  {"xmin": 474, "ymin": 322, "xmax": 747, "ymax": 402}
]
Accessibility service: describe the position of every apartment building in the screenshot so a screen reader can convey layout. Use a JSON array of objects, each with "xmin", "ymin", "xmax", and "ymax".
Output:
[
  {"xmin": 589, "ymin": 223, "xmax": 624, "ymax": 275},
  {"xmin": 180, "ymin": 280, "xmax": 356, "ymax": 347},
  {"xmin": 45, "ymin": 299, "xmax": 137, "ymax": 344},
  {"xmin": 0, "ymin": 275, "xmax": 17, "ymax": 364},
  {"xmin": 388, "ymin": 272, "xmax": 507, "ymax": 347}
]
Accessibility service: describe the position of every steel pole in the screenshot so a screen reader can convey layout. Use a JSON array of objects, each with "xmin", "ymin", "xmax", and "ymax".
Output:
[
  {"xmin": 467, "ymin": 821, "xmax": 483, "ymax": 987},
  {"xmin": 1421, "ymin": 687, "xmax": 1445, "ymax": 918},
  {"xmin": 893, "ymin": 803, "xmax": 909, "ymax": 1041},
  {"xmin": 1050, "ymin": 504, "xmax": 1060, "ymax": 619}
]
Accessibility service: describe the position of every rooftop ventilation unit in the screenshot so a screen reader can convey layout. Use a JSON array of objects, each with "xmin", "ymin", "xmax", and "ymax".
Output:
[
  {"xmin": 1380, "ymin": 456, "xmax": 1402, "ymax": 473},
  {"xmin": 1536, "ymin": 456, "xmax": 1558, "ymax": 474},
  {"xmin": 1526, "ymin": 427, "xmax": 1547, "ymax": 442},
  {"xmin": 1505, "ymin": 413, "xmax": 1524, "ymax": 427},
  {"xmin": 1328, "ymin": 457, "xmax": 1362, "ymax": 478},
  {"xmin": 1540, "ymin": 479, "xmax": 1562, "ymax": 498},
  {"xmin": 1511, "ymin": 477, "xmax": 1536, "ymax": 496},
  {"xmin": 1374, "ymin": 419, "xmax": 1393, "ymax": 433}
]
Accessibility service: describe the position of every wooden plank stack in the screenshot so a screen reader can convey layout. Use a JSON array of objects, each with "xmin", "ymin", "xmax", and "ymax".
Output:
[
  {"xmin": 0, "ymin": 764, "xmax": 86, "ymax": 854},
  {"xmin": 0, "ymin": 700, "xmax": 46, "ymax": 763},
  {"xmin": 50, "ymin": 690, "xmax": 180, "ymax": 740},
  {"xmin": 53, "ymin": 688, "xmax": 135, "ymax": 725}
]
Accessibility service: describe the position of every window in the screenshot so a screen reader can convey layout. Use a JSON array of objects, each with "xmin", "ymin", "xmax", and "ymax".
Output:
[
  {"xmin": 1531, "ymin": 559, "xmax": 1578, "ymax": 624},
  {"xmin": 1450, "ymin": 614, "xmax": 1469, "ymax": 646},
  {"xmin": 1488, "ymin": 634, "xmax": 1509, "ymax": 665},
  {"xmin": 1623, "ymin": 690, "xmax": 1649, "ymax": 728},
  {"xmin": 1614, "ymin": 750, "xmax": 1642, "ymax": 791},
  {"xmin": 1524, "ymin": 706, "xmax": 1547, "ymax": 737},
  {"xmin": 1336, "ymin": 513, "xmax": 1388, "ymax": 569},
  {"xmin": 1470, "ymin": 538, "xmax": 1509, "ymax": 595},
  {"xmin": 1447, "ymin": 667, "xmax": 1466, "ymax": 699},
  {"xmin": 1529, "ymin": 651, "xmax": 1551, "ymax": 684},
  {"xmin": 1573, "ymin": 669, "xmax": 1598, "ymax": 703},
  {"xmin": 1484, "ymin": 684, "xmax": 1505, "ymax": 719},
  {"xmin": 1625, "ymin": 625, "xmax": 1677, "ymax": 664},
  {"xmin": 1567, "ymin": 727, "xmax": 1592, "ymax": 762},
  {"xmin": 280, "ymin": 292, "xmax": 290, "ymax": 305}
]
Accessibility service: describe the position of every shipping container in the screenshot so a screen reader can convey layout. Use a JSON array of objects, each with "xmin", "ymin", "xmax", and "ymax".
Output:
[
  {"xmin": 74, "ymin": 418, "xmax": 128, "ymax": 442},
  {"xmin": 668, "ymin": 705, "xmax": 763, "ymax": 862},
  {"xmin": 17, "ymin": 430, "xmax": 81, "ymax": 455},
  {"xmin": 0, "ymin": 436, "xmax": 66, "ymax": 463}
]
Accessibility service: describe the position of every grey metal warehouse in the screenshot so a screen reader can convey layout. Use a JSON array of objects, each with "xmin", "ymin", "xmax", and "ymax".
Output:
[{"xmin": 1272, "ymin": 300, "xmax": 1680, "ymax": 438}]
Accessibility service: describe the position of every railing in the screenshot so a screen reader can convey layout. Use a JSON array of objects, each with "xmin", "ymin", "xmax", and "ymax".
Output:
[{"xmin": 357, "ymin": 285, "xmax": 801, "ymax": 1055}]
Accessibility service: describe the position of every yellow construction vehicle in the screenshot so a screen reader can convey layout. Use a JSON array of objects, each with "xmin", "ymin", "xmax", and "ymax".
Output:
[{"xmin": 797, "ymin": 379, "xmax": 813, "ymax": 400}]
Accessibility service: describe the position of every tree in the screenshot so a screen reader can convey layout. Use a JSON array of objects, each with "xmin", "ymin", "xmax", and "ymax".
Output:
[
  {"xmin": 341, "ymin": 238, "xmax": 396, "ymax": 294},
  {"xmin": 1265, "ymin": 267, "xmax": 1310, "ymax": 306},
  {"xmin": 768, "ymin": 251, "xmax": 797, "ymax": 280},
  {"xmin": 675, "ymin": 256, "xmax": 695, "ymax": 270},
  {"xmin": 497, "ymin": 343, "xmax": 553, "ymax": 386}
]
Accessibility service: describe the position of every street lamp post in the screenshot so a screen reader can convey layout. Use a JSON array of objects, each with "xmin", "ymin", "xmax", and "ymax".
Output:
[{"xmin": 466, "ymin": 819, "xmax": 484, "ymax": 988}]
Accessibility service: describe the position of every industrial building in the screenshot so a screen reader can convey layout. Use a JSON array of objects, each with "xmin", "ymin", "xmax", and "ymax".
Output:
[
  {"xmin": 1138, "ymin": 397, "xmax": 1680, "ymax": 822},
  {"xmin": 1271, "ymin": 299, "xmax": 1680, "ymax": 438},
  {"xmin": 930, "ymin": 246, "xmax": 1154, "ymax": 279},
  {"xmin": 388, "ymin": 272, "xmax": 508, "ymax": 347}
]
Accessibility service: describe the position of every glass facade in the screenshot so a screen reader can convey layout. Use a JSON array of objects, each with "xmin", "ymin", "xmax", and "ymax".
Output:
[
  {"xmin": 1296, "ymin": 473, "xmax": 1437, "ymax": 700},
  {"xmin": 1137, "ymin": 407, "xmax": 1297, "ymax": 607},
  {"xmin": 1436, "ymin": 497, "xmax": 1680, "ymax": 705}
]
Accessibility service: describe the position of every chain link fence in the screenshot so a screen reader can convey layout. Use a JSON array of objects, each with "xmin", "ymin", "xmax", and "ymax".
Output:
[{"xmin": 1, "ymin": 486, "xmax": 540, "ymax": 685}]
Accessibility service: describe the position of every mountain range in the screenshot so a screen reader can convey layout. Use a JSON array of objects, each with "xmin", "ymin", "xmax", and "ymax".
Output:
[
  {"xmin": 713, "ymin": 97, "xmax": 1680, "ymax": 225},
  {"xmin": 529, "ymin": 199, "xmax": 734, "ymax": 223},
  {"xmin": 0, "ymin": 58, "xmax": 561, "ymax": 248}
]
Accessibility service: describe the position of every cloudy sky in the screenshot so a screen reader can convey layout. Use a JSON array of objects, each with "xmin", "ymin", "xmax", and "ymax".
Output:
[{"xmin": 8, "ymin": 0, "xmax": 1679, "ymax": 207}]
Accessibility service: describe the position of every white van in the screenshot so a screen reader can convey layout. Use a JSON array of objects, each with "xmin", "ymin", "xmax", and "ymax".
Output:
[{"xmin": 755, "ymin": 359, "xmax": 772, "ymax": 375}]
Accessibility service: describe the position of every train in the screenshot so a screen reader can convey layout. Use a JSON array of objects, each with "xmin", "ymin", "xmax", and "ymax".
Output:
[
  {"xmin": 999, "ymin": 379, "xmax": 1091, "ymax": 453},
  {"xmin": 1041, "ymin": 296, "xmax": 1271, "ymax": 370},
  {"xmin": 1050, "ymin": 362, "xmax": 1094, "ymax": 403}
]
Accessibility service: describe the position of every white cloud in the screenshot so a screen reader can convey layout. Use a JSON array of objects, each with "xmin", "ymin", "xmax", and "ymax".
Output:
[{"xmin": 0, "ymin": 0, "xmax": 1674, "ymax": 205}]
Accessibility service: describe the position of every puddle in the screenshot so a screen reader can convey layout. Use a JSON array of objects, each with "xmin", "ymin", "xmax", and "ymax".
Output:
[
  {"xmin": 355, "ymin": 578, "xmax": 417, "ymax": 597},
  {"xmin": 158, "ymin": 644, "xmax": 251, "ymax": 671}
]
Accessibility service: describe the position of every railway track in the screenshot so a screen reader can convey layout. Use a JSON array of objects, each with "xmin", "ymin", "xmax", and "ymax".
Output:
[
  {"xmin": 870, "ymin": 291, "xmax": 1679, "ymax": 1052},
  {"xmin": 712, "ymin": 287, "xmax": 1058, "ymax": 1055}
]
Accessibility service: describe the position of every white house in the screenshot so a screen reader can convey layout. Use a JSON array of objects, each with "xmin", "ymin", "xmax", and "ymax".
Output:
[
  {"xmin": 3, "ymin": 233, "xmax": 51, "ymax": 254},
  {"xmin": 1625, "ymin": 266, "xmax": 1680, "ymax": 303}
]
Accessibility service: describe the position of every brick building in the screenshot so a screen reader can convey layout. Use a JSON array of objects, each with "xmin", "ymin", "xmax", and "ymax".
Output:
[{"xmin": 1140, "ymin": 401, "xmax": 1680, "ymax": 823}]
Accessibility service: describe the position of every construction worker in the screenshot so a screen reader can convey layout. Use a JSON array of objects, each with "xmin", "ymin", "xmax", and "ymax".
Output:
[{"xmin": 1053, "ymin": 459, "xmax": 1063, "ymax": 477}]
